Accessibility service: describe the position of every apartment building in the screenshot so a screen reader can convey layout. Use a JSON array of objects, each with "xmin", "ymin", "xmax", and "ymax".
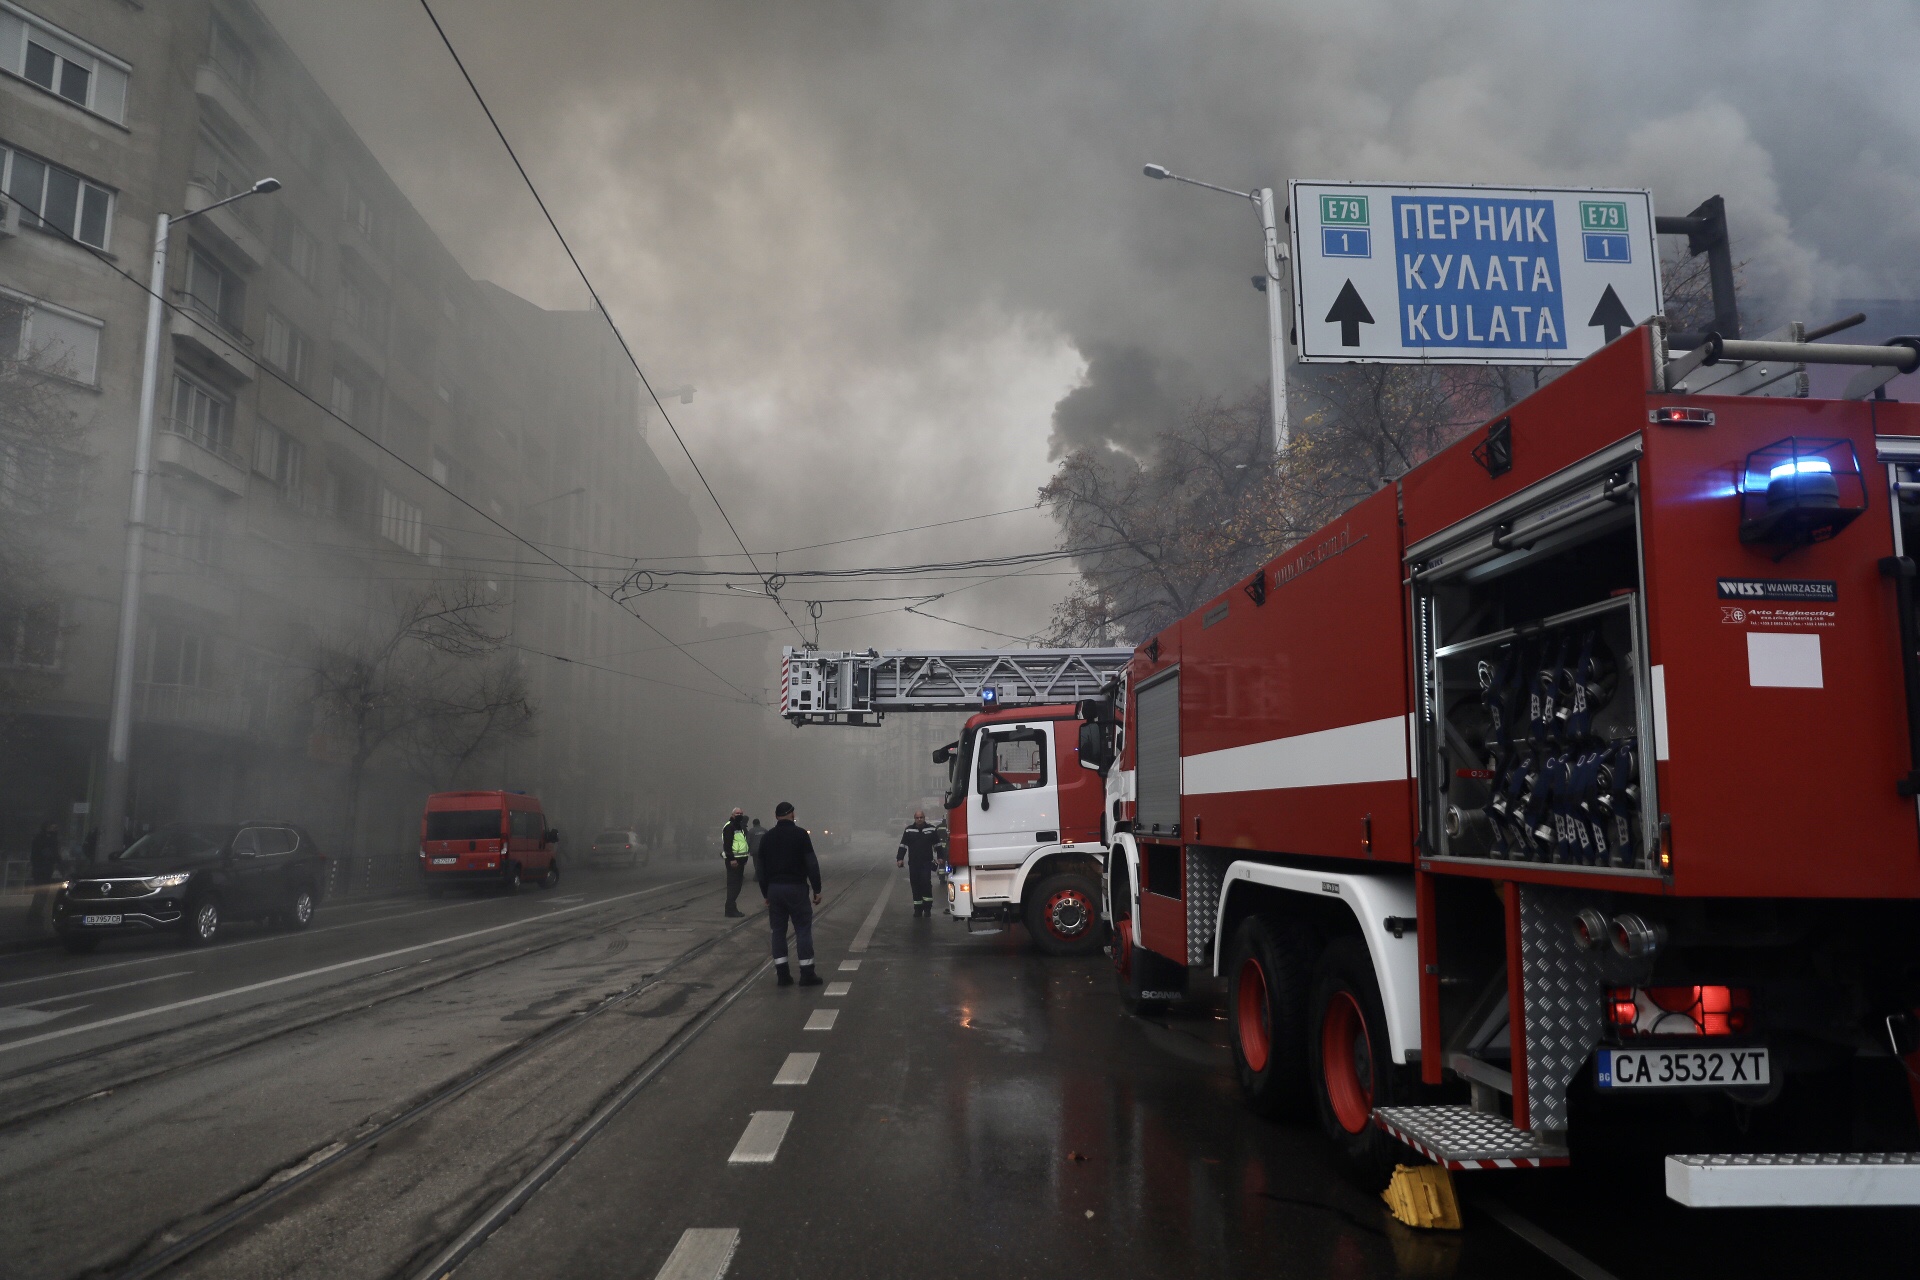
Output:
[{"xmin": 0, "ymin": 0, "xmax": 732, "ymax": 855}]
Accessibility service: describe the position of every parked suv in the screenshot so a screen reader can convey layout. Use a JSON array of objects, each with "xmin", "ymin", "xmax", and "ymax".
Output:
[
  {"xmin": 587, "ymin": 830, "xmax": 645, "ymax": 868},
  {"xmin": 54, "ymin": 823, "xmax": 327, "ymax": 953},
  {"xmin": 420, "ymin": 790, "xmax": 560, "ymax": 896}
]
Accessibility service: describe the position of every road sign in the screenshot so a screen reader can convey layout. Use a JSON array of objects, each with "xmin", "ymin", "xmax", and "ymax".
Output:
[{"xmin": 1288, "ymin": 181, "xmax": 1661, "ymax": 365}]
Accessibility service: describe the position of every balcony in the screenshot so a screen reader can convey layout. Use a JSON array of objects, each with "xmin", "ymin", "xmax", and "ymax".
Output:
[
  {"xmin": 193, "ymin": 63, "xmax": 269, "ymax": 152},
  {"xmin": 170, "ymin": 306, "xmax": 254, "ymax": 383},
  {"xmin": 184, "ymin": 180, "xmax": 266, "ymax": 269},
  {"xmin": 136, "ymin": 682, "xmax": 246, "ymax": 734},
  {"xmin": 154, "ymin": 425, "xmax": 247, "ymax": 496}
]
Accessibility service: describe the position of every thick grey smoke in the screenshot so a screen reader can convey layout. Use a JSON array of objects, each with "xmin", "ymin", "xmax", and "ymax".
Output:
[{"xmin": 263, "ymin": 0, "xmax": 1920, "ymax": 657}]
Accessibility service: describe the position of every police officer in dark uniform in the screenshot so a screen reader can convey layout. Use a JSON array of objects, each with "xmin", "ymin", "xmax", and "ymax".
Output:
[
  {"xmin": 757, "ymin": 801, "xmax": 823, "ymax": 986},
  {"xmin": 897, "ymin": 809, "xmax": 941, "ymax": 917}
]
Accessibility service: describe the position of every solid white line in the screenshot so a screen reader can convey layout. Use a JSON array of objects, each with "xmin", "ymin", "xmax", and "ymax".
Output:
[
  {"xmin": 17, "ymin": 970, "xmax": 191, "ymax": 1007},
  {"xmin": 0, "ymin": 878, "xmax": 699, "ymax": 1056},
  {"xmin": 823, "ymin": 981, "xmax": 850, "ymax": 996},
  {"xmin": 804, "ymin": 1009, "xmax": 838, "ymax": 1031},
  {"xmin": 772, "ymin": 1052, "xmax": 818, "ymax": 1085},
  {"xmin": 0, "ymin": 892, "xmax": 510, "ymax": 991},
  {"xmin": 727, "ymin": 1111, "xmax": 793, "ymax": 1164},
  {"xmin": 849, "ymin": 877, "xmax": 892, "ymax": 953},
  {"xmin": 837, "ymin": 960, "xmax": 860, "ymax": 972},
  {"xmin": 1478, "ymin": 1200, "xmax": 1621, "ymax": 1280},
  {"xmin": 653, "ymin": 1228, "xmax": 739, "ymax": 1280}
]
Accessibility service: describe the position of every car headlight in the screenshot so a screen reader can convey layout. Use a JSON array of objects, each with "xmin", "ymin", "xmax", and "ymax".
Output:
[{"xmin": 144, "ymin": 873, "xmax": 191, "ymax": 890}]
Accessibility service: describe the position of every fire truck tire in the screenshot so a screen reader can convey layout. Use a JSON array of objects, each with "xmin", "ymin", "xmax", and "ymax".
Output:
[
  {"xmin": 1227, "ymin": 916, "xmax": 1312, "ymax": 1119},
  {"xmin": 1308, "ymin": 936, "xmax": 1407, "ymax": 1188},
  {"xmin": 1024, "ymin": 872, "xmax": 1103, "ymax": 956}
]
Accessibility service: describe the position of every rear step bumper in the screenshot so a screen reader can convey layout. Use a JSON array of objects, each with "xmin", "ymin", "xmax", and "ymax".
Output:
[
  {"xmin": 1373, "ymin": 1105, "xmax": 1570, "ymax": 1169},
  {"xmin": 1667, "ymin": 1153, "xmax": 1920, "ymax": 1207}
]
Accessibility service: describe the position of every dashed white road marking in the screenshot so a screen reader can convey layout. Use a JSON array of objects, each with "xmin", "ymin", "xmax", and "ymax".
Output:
[
  {"xmin": 17, "ymin": 970, "xmax": 190, "ymax": 1006},
  {"xmin": 824, "ymin": 981, "xmax": 851, "ymax": 996},
  {"xmin": 653, "ymin": 1227, "xmax": 739, "ymax": 1280},
  {"xmin": 728, "ymin": 1111, "xmax": 794, "ymax": 1164},
  {"xmin": 773, "ymin": 1052, "xmax": 819, "ymax": 1085},
  {"xmin": 837, "ymin": 960, "xmax": 861, "ymax": 972},
  {"xmin": 804, "ymin": 1009, "xmax": 838, "ymax": 1031},
  {"xmin": 849, "ymin": 877, "xmax": 892, "ymax": 953}
]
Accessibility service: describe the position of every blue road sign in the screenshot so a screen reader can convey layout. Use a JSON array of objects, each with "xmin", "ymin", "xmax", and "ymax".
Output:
[{"xmin": 1321, "ymin": 226, "xmax": 1371, "ymax": 258}]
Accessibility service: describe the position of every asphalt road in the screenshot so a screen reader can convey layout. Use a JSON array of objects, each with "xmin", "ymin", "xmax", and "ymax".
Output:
[{"xmin": 3, "ymin": 840, "xmax": 1917, "ymax": 1279}]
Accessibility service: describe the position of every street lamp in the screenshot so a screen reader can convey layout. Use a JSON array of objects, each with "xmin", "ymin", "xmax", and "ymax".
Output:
[
  {"xmin": 95, "ymin": 177, "xmax": 282, "ymax": 856},
  {"xmin": 1142, "ymin": 163, "xmax": 1291, "ymax": 452}
]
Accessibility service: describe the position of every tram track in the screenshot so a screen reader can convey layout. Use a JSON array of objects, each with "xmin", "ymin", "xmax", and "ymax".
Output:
[
  {"xmin": 0, "ymin": 877, "xmax": 711, "ymax": 1134},
  {"xmin": 96, "ymin": 869, "xmax": 873, "ymax": 1280}
]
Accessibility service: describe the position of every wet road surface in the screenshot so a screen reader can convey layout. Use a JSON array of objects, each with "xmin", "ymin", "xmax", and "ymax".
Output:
[{"xmin": 4, "ymin": 842, "xmax": 1918, "ymax": 1278}]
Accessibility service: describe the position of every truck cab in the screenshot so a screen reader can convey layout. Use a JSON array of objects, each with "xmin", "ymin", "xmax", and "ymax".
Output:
[{"xmin": 937, "ymin": 704, "xmax": 1109, "ymax": 954}]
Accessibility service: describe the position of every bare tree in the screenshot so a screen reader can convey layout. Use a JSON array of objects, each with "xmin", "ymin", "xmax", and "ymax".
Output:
[{"xmin": 309, "ymin": 580, "xmax": 535, "ymax": 853}]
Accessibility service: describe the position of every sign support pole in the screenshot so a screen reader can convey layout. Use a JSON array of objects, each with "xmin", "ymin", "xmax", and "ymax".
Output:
[{"xmin": 1257, "ymin": 187, "xmax": 1291, "ymax": 454}]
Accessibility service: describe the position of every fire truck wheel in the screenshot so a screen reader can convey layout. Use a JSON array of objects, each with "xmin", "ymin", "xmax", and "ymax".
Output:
[
  {"xmin": 1308, "ymin": 936, "xmax": 1405, "ymax": 1188},
  {"xmin": 1024, "ymin": 872, "xmax": 1103, "ymax": 956},
  {"xmin": 1227, "ymin": 916, "xmax": 1311, "ymax": 1118}
]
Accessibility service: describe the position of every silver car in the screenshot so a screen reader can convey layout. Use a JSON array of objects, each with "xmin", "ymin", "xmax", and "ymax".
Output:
[{"xmin": 587, "ymin": 829, "xmax": 645, "ymax": 868}]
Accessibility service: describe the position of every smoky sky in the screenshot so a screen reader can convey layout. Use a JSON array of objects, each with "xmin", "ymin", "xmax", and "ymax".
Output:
[{"xmin": 260, "ymin": 0, "xmax": 1920, "ymax": 678}]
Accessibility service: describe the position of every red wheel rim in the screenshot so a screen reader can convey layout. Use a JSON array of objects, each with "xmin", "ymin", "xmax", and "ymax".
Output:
[
  {"xmin": 1113, "ymin": 918, "xmax": 1133, "ymax": 978},
  {"xmin": 1321, "ymin": 990, "xmax": 1374, "ymax": 1133},
  {"xmin": 1236, "ymin": 957, "xmax": 1271, "ymax": 1073},
  {"xmin": 1044, "ymin": 887, "xmax": 1093, "ymax": 941}
]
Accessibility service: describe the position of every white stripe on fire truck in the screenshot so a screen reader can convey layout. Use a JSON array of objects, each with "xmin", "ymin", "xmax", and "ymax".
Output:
[{"xmin": 1181, "ymin": 715, "xmax": 1408, "ymax": 795}]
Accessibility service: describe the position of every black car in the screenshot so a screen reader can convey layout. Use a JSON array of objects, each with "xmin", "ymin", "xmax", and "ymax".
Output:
[{"xmin": 53, "ymin": 822, "xmax": 328, "ymax": 953}]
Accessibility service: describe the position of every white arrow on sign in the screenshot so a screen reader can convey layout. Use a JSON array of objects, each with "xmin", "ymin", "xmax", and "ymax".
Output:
[{"xmin": 1288, "ymin": 181, "xmax": 1662, "ymax": 366}]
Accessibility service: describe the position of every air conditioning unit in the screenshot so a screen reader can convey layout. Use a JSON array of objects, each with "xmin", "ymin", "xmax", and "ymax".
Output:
[{"xmin": 0, "ymin": 196, "xmax": 19, "ymax": 238}]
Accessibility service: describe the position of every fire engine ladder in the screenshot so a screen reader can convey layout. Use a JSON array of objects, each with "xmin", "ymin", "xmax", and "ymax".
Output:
[{"xmin": 779, "ymin": 647, "xmax": 1132, "ymax": 725}]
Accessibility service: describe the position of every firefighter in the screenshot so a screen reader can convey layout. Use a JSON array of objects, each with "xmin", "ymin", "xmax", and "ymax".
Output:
[
  {"xmin": 720, "ymin": 807, "xmax": 751, "ymax": 917},
  {"xmin": 757, "ymin": 801, "xmax": 823, "ymax": 986},
  {"xmin": 897, "ymin": 809, "xmax": 941, "ymax": 917}
]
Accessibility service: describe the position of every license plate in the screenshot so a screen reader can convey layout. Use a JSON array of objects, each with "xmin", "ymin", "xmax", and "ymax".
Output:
[
  {"xmin": 1597, "ymin": 1046, "xmax": 1770, "ymax": 1089},
  {"xmin": 431, "ymin": 857, "xmax": 457, "ymax": 866},
  {"xmin": 81, "ymin": 913, "xmax": 123, "ymax": 926}
]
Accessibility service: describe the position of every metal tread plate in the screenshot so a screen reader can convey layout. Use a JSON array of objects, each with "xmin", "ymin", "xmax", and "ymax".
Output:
[
  {"xmin": 1374, "ymin": 1105, "xmax": 1570, "ymax": 1169},
  {"xmin": 1667, "ymin": 1152, "xmax": 1920, "ymax": 1207}
]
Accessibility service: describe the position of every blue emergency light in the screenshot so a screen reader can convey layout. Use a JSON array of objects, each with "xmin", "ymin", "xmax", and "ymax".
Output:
[{"xmin": 980, "ymin": 687, "xmax": 998, "ymax": 706}]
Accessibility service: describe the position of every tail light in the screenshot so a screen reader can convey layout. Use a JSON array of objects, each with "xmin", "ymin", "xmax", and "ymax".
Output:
[{"xmin": 1606, "ymin": 985, "xmax": 1750, "ymax": 1037}]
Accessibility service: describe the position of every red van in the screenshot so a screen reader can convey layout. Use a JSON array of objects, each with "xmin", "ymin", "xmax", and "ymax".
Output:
[{"xmin": 419, "ymin": 790, "xmax": 560, "ymax": 896}]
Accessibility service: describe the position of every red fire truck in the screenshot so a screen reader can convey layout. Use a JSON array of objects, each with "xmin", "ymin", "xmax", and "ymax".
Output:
[{"xmin": 1098, "ymin": 323, "xmax": 1920, "ymax": 1206}]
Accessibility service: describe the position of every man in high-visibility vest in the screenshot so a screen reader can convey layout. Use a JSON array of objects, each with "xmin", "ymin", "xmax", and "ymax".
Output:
[{"xmin": 720, "ymin": 807, "xmax": 751, "ymax": 917}]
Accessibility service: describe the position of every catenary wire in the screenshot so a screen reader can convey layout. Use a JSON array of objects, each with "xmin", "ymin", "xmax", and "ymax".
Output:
[
  {"xmin": 46, "ymin": 220, "xmax": 760, "ymax": 705},
  {"xmin": 417, "ymin": 0, "xmax": 809, "ymax": 645}
]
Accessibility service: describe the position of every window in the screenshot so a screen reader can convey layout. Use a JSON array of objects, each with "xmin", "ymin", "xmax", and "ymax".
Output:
[
  {"xmin": 283, "ymin": 115, "xmax": 324, "ymax": 173},
  {"xmin": 272, "ymin": 217, "xmax": 320, "ymax": 285},
  {"xmin": 1, "ymin": 143, "xmax": 113, "ymax": 249},
  {"xmin": 343, "ymin": 185, "xmax": 380, "ymax": 245},
  {"xmin": 191, "ymin": 126, "xmax": 255, "ymax": 206},
  {"xmin": 168, "ymin": 368, "xmax": 234, "ymax": 458},
  {"xmin": 183, "ymin": 244, "xmax": 244, "ymax": 331},
  {"xmin": 152, "ymin": 488, "xmax": 220, "ymax": 571},
  {"xmin": 0, "ymin": 5, "xmax": 130, "ymax": 122},
  {"xmin": 0, "ymin": 600, "xmax": 61, "ymax": 668},
  {"xmin": 144, "ymin": 625, "xmax": 205, "ymax": 687},
  {"xmin": 425, "ymin": 809, "xmax": 502, "ymax": 841},
  {"xmin": 262, "ymin": 310, "xmax": 308, "ymax": 382},
  {"xmin": 253, "ymin": 421, "xmax": 303, "ymax": 492},
  {"xmin": 207, "ymin": 13, "xmax": 254, "ymax": 95},
  {"xmin": 0, "ymin": 438, "xmax": 79, "ymax": 512},
  {"xmin": 0, "ymin": 288, "xmax": 100, "ymax": 383},
  {"xmin": 328, "ymin": 369, "xmax": 357, "ymax": 425},
  {"xmin": 429, "ymin": 452, "xmax": 450, "ymax": 486},
  {"xmin": 379, "ymin": 487, "xmax": 423, "ymax": 554},
  {"xmin": 425, "ymin": 537, "xmax": 444, "ymax": 567},
  {"xmin": 336, "ymin": 272, "xmax": 385, "ymax": 341},
  {"xmin": 978, "ymin": 728, "xmax": 1048, "ymax": 794}
]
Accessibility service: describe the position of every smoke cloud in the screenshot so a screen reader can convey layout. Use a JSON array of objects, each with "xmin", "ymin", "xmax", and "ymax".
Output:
[{"xmin": 261, "ymin": 0, "xmax": 1920, "ymax": 661}]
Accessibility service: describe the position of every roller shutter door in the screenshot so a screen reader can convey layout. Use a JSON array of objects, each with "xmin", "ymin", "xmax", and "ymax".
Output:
[{"xmin": 1135, "ymin": 673, "xmax": 1180, "ymax": 836}]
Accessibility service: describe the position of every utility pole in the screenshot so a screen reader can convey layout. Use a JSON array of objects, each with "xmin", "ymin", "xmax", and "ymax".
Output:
[
  {"xmin": 96, "ymin": 180, "xmax": 280, "ymax": 856},
  {"xmin": 1143, "ymin": 164, "xmax": 1292, "ymax": 452}
]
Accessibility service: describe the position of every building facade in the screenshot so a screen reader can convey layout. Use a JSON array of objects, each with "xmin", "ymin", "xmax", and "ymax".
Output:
[{"xmin": 0, "ymin": 0, "xmax": 743, "ymax": 861}]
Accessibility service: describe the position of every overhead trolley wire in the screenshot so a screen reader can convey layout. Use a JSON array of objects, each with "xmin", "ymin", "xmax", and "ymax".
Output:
[
  {"xmin": 47, "ymin": 226, "xmax": 758, "ymax": 705},
  {"xmin": 418, "ymin": 0, "xmax": 809, "ymax": 648}
]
